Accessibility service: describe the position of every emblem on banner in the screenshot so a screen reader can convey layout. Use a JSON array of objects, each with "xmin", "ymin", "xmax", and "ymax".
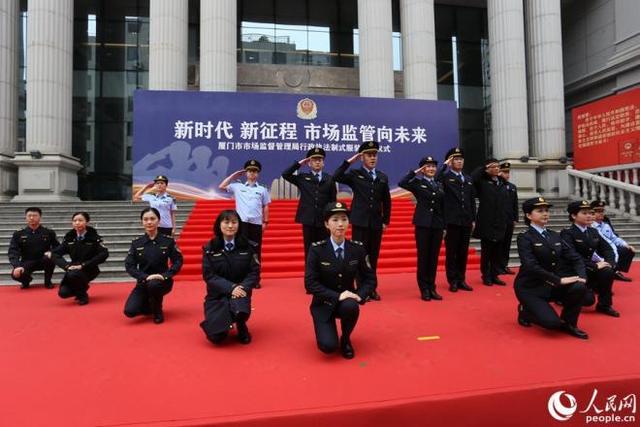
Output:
[{"xmin": 296, "ymin": 98, "xmax": 318, "ymax": 120}]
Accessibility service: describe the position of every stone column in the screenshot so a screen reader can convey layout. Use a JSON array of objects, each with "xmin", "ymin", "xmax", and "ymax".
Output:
[
  {"xmin": 357, "ymin": 0, "xmax": 394, "ymax": 98},
  {"xmin": 526, "ymin": 0, "xmax": 566, "ymax": 197},
  {"xmin": 487, "ymin": 0, "xmax": 537, "ymax": 197},
  {"xmin": 149, "ymin": 0, "xmax": 188, "ymax": 90},
  {"xmin": 200, "ymin": 0, "xmax": 237, "ymax": 91},
  {"xmin": 0, "ymin": 0, "xmax": 19, "ymax": 201},
  {"xmin": 400, "ymin": 0, "xmax": 437, "ymax": 100},
  {"xmin": 12, "ymin": 0, "xmax": 81, "ymax": 202}
]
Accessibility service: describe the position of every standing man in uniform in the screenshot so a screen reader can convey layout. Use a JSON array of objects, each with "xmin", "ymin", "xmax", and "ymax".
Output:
[
  {"xmin": 133, "ymin": 175, "xmax": 178, "ymax": 237},
  {"xmin": 398, "ymin": 156, "xmax": 446, "ymax": 301},
  {"xmin": 333, "ymin": 141, "xmax": 391, "ymax": 301},
  {"xmin": 219, "ymin": 160, "xmax": 271, "ymax": 288},
  {"xmin": 282, "ymin": 147, "xmax": 336, "ymax": 260},
  {"xmin": 498, "ymin": 162, "xmax": 518, "ymax": 275},
  {"xmin": 436, "ymin": 147, "xmax": 476, "ymax": 292},
  {"xmin": 8, "ymin": 207, "xmax": 59, "ymax": 289},
  {"xmin": 470, "ymin": 158, "xmax": 510, "ymax": 286}
]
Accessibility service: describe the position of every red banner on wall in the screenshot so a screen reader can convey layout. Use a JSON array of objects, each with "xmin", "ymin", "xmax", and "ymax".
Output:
[{"xmin": 572, "ymin": 87, "xmax": 640, "ymax": 170}]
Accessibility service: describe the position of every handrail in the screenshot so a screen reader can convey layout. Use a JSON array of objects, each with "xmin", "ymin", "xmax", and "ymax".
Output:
[
  {"xmin": 584, "ymin": 162, "xmax": 640, "ymax": 174},
  {"xmin": 567, "ymin": 168, "xmax": 640, "ymax": 194}
]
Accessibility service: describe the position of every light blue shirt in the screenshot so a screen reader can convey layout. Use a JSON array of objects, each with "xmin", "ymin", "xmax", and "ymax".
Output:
[
  {"xmin": 530, "ymin": 223, "xmax": 548, "ymax": 236},
  {"xmin": 330, "ymin": 237, "xmax": 345, "ymax": 258},
  {"xmin": 227, "ymin": 181, "xmax": 271, "ymax": 225},
  {"xmin": 364, "ymin": 167, "xmax": 377, "ymax": 181},
  {"xmin": 592, "ymin": 221, "xmax": 626, "ymax": 262},
  {"xmin": 142, "ymin": 192, "xmax": 177, "ymax": 228},
  {"xmin": 312, "ymin": 171, "xmax": 322, "ymax": 181}
]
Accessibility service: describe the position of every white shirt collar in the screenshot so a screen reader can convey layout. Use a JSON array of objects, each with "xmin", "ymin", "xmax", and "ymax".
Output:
[
  {"xmin": 530, "ymin": 223, "xmax": 547, "ymax": 235},
  {"xmin": 330, "ymin": 237, "xmax": 345, "ymax": 252}
]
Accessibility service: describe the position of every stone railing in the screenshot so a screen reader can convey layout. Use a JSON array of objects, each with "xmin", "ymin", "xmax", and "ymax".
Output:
[
  {"xmin": 566, "ymin": 167, "xmax": 640, "ymax": 219},
  {"xmin": 583, "ymin": 163, "xmax": 640, "ymax": 186}
]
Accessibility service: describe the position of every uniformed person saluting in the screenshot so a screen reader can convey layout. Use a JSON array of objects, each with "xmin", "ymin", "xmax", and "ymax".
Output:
[
  {"xmin": 470, "ymin": 158, "xmax": 510, "ymax": 286},
  {"xmin": 498, "ymin": 162, "xmax": 518, "ymax": 275},
  {"xmin": 282, "ymin": 147, "xmax": 337, "ymax": 260},
  {"xmin": 200, "ymin": 209, "xmax": 260, "ymax": 345},
  {"xmin": 219, "ymin": 159, "xmax": 271, "ymax": 288},
  {"xmin": 333, "ymin": 141, "xmax": 391, "ymax": 301},
  {"xmin": 514, "ymin": 198, "xmax": 589, "ymax": 339},
  {"xmin": 8, "ymin": 207, "xmax": 59, "ymax": 289},
  {"xmin": 133, "ymin": 175, "xmax": 178, "ymax": 237},
  {"xmin": 124, "ymin": 207, "xmax": 183, "ymax": 324},
  {"xmin": 561, "ymin": 200, "xmax": 620, "ymax": 317},
  {"xmin": 52, "ymin": 212, "xmax": 109, "ymax": 305},
  {"xmin": 398, "ymin": 156, "xmax": 445, "ymax": 301},
  {"xmin": 305, "ymin": 202, "xmax": 376, "ymax": 359},
  {"xmin": 436, "ymin": 147, "xmax": 476, "ymax": 292}
]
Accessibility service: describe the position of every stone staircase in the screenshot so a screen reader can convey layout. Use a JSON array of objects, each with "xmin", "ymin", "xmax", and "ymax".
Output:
[
  {"xmin": 0, "ymin": 201, "xmax": 193, "ymax": 285},
  {"xmin": 469, "ymin": 198, "xmax": 640, "ymax": 267}
]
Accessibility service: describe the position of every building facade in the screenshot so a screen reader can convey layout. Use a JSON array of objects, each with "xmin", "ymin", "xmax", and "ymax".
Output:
[{"xmin": 0, "ymin": 0, "xmax": 638, "ymax": 201}]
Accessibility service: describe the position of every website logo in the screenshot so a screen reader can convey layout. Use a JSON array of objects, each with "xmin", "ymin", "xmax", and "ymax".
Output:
[{"xmin": 548, "ymin": 391, "xmax": 578, "ymax": 421}]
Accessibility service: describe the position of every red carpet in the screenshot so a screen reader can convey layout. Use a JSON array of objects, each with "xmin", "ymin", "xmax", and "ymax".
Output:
[
  {"xmin": 177, "ymin": 199, "xmax": 479, "ymax": 280},
  {"xmin": 1, "ymin": 267, "xmax": 639, "ymax": 426}
]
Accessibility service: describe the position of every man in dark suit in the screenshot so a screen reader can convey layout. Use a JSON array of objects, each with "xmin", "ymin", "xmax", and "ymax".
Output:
[
  {"xmin": 471, "ymin": 158, "xmax": 510, "ymax": 286},
  {"xmin": 8, "ymin": 207, "xmax": 59, "ymax": 289},
  {"xmin": 398, "ymin": 156, "xmax": 446, "ymax": 301},
  {"xmin": 305, "ymin": 202, "xmax": 376, "ymax": 359},
  {"xmin": 561, "ymin": 200, "xmax": 620, "ymax": 317},
  {"xmin": 498, "ymin": 162, "xmax": 518, "ymax": 275},
  {"xmin": 436, "ymin": 147, "xmax": 476, "ymax": 292},
  {"xmin": 514, "ymin": 197, "xmax": 589, "ymax": 339},
  {"xmin": 333, "ymin": 141, "xmax": 391, "ymax": 300},
  {"xmin": 282, "ymin": 147, "xmax": 337, "ymax": 260}
]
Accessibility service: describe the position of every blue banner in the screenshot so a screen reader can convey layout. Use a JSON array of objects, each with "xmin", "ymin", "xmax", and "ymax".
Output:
[{"xmin": 133, "ymin": 90, "xmax": 458, "ymax": 199}]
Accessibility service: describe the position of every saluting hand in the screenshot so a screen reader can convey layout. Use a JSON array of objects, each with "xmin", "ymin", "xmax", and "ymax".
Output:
[
  {"xmin": 298, "ymin": 157, "xmax": 311, "ymax": 166},
  {"xmin": 347, "ymin": 152, "xmax": 363, "ymax": 164},
  {"xmin": 231, "ymin": 285, "xmax": 247, "ymax": 298},
  {"xmin": 233, "ymin": 169, "xmax": 246, "ymax": 177}
]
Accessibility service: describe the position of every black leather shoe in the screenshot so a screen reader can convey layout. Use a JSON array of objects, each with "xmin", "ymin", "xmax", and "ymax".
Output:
[
  {"xmin": 254, "ymin": 283, "xmax": 262, "ymax": 289},
  {"xmin": 420, "ymin": 290, "xmax": 431, "ymax": 301},
  {"xmin": 517, "ymin": 304, "xmax": 531, "ymax": 327},
  {"xmin": 614, "ymin": 272, "xmax": 632, "ymax": 282},
  {"xmin": 340, "ymin": 337, "xmax": 354, "ymax": 359},
  {"xmin": 19, "ymin": 282, "xmax": 31, "ymax": 289},
  {"xmin": 503, "ymin": 267, "xmax": 515, "ymax": 275},
  {"xmin": 596, "ymin": 305, "xmax": 620, "ymax": 317},
  {"xmin": 430, "ymin": 288, "xmax": 443, "ymax": 300},
  {"xmin": 448, "ymin": 283, "xmax": 458, "ymax": 292},
  {"xmin": 492, "ymin": 278, "xmax": 507, "ymax": 286},
  {"xmin": 482, "ymin": 279, "xmax": 494, "ymax": 286},
  {"xmin": 236, "ymin": 322, "xmax": 252, "ymax": 344},
  {"xmin": 76, "ymin": 295, "xmax": 89, "ymax": 306},
  {"xmin": 458, "ymin": 282, "xmax": 473, "ymax": 291},
  {"xmin": 370, "ymin": 290, "xmax": 381, "ymax": 301},
  {"xmin": 153, "ymin": 312, "xmax": 164, "ymax": 324},
  {"xmin": 44, "ymin": 281, "xmax": 54, "ymax": 289},
  {"xmin": 562, "ymin": 323, "xmax": 588, "ymax": 339}
]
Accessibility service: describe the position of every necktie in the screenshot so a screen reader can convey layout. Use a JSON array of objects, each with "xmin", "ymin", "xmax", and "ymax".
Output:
[
  {"xmin": 77, "ymin": 235, "xmax": 84, "ymax": 242},
  {"xmin": 225, "ymin": 242, "xmax": 234, "ymax": 252},
  {"xmin": 541, "ymin": 230, "xmax": 549, "ymax": 240},
  {"xmin": 458, "ymin": 173, "xmax": 464, "ymax": 182},
  {"xmin": 336, "ymin": 247, "xmax": 343, "ymax": 260},
  {"xmin": 368, "ymin": 170, "xmax": 375, "ymax": 181},
  {"xmin": 314, "ymin": 173, "xmax": 321, "ymax": 183}
]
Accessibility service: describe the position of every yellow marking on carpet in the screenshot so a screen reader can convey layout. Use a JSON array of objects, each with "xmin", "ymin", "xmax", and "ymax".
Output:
[{"xmin": 417, "ymin": 336, "xmax": 440, "ymax": 341}]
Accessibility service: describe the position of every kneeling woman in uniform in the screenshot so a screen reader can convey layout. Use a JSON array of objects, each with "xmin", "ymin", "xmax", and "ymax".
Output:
[
  {"xmin": 200, "ymin": 209, "xmax": 260, "ymax": 345},
  {"xmin": 304, "ymin": 202, "xmax": 376, "ymax": 359},
  {"xmin": 124, "ymin": 207, "xmax": 183, "ymax": 324},
  {"xmin": 514, "ymin": 198, "xmax": 589, "ymax": 339},
  {"xmin": 52, "ymin": 211, "xmax": 109, "ymax": 305}
]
